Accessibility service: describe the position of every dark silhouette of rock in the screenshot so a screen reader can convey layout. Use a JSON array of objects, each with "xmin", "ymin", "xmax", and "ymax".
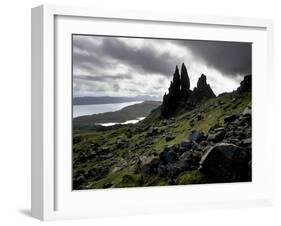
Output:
[
  {"xmin": 161, "ymin": 66, "xmax": 182, "ymax": 117},
  {"xmin": 161, "ymin": 64, "xmax": 216, "ymax": 118},
  {"xmin": 180, "ymin": 63, "xmax": 190, "ymax": 96},
  {"xmin": 237, "ymin": 75, "xmax": 252, "ymax": 93},
  {"xmin": 188, "ymin": 74, "xmax": 216, "ymax": 105}
]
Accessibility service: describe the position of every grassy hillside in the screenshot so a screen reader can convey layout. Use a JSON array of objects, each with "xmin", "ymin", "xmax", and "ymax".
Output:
[{"xmin": 72, "ymin": 90, "xmax": 251, "ymax": 189}]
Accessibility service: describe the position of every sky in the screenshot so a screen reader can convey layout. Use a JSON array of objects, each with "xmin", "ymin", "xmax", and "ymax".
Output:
[{"xmin": 72, "ymin": 35, "xmax": 252, "ymax": 99}]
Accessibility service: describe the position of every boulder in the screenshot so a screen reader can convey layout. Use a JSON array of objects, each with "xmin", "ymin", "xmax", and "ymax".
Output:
[
  {"xmin": 100, "ymin": 146, "xmax": 110, "ymax": 152},
  {"xmin": 197, "ymin": 113, "xmax": 203, "ymax": 121},
  {"xmin": 243, "ymin": 105, "xmax": 252, "ymax": 116},
  {"xmin": 179, "ymin": 140, "xmax": 193, "ymax": 153},
  {"xmin": 138, "ymin": 155, "xmax": 159, "ymax": 174},
  {"xmin": 178, "ymin": 151, "xmax": 200, "ymax": 170},
  {"xmin": 159, "ymin": 147, "xmax": 178, "ymax": 164},
  {"xmin": 73, "ymin": 175, "xmax": 86, "ymax": 189},
  {"xmin": 224, "ymin": 114, "xmax": 239, "ymax": 124},
  {"xmin": 165, "ymin": 133, "xmax": 175, "ymax": 142},
  {"xmin": 157, "ymin": 164, "xmax": 167, "ymax": 176},
  {"xmin": 147, "ymin": 126, "xmax": 159, "ymax": 136},
  {"xmin": 199, "ymin": 143, "xmax": 249, "ymax": 182},
  {"xmin": 189, "ymin": 130, "xmax": 206, "ymax": 143},
  {"xmin": 208, "ymin": 124, "xmax": 221, "ymax": 133},
  {"xmin": 241, "ymin": 138, "xmax": 252, "ymax": 147},
  {"xmin": 207, "ymin": 130, "xmax": 225, "ymax": 143}
]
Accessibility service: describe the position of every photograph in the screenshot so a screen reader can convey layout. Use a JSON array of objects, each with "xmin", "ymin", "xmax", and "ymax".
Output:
[{"xmin": 72, "ymin": 35, "xmax": 252, "ymax": 190}]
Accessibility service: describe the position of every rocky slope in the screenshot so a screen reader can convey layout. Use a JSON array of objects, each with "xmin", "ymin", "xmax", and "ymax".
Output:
[{"xmin": 72, "ymin": 64, "xmax": 252, "ymax": 189}]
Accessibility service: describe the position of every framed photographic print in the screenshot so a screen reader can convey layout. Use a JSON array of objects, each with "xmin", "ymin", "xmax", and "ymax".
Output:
[{"xmin": 31, "ymin": 4, "xmax": 274, "ymax": 221}]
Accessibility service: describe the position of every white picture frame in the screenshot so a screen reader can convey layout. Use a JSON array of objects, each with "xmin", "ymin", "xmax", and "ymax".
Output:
[{"xmin": 31, "ymin": 4, "xmax": 274, "ymax": 221}]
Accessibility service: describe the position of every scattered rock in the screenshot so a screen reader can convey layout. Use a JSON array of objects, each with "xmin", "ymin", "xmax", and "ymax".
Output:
[
  {"xmin": 197, "ymin": 113, "xmax": 203, "ymax": 121},
  {"xmin": 224, "ymin": 114, "xmax": 239, "ymax": 124},
  {"xmin": 243, "ymin": 105, "xmax": 252, "ymax": 116},
  {"xmin": 207, "ymin": 130, "xmax": 225, "ymax": 143},
  {"xmin": 199, "ymin": 143, "xmax": 250, "ymax": 182},
  {"xmin": 189, "ymin": 130, "xmax": 206, "ymax": 143},
  {"xmin": 138, "ymin": 155, "xmax": 159, "ymax": 174},
  {"xmin": 241, "ymin": 138, "xmax": 252, "ymax": 147},
  {"xmin": 165, "ymin": 133, "xmax": 175, "ymax": 142},
  {"xmin": 159, "ymin": 147, "xmax": 178, "ymax": 164},
  {"xmin": 179, "ymin": 140, "xmax": 193, "ymax": 152},
  {"xmin": 147, "ymin": 126, "xmax": 159, "ymax": 136},
  {"xmin": 100, "ymin": 146, "xmax": 110, "ymax": 152}
]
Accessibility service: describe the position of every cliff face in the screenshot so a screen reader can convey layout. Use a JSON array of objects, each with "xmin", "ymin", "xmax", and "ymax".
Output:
[{"xmin": 161, "ymin": 63, "xmax": 216, "ymax": 117}]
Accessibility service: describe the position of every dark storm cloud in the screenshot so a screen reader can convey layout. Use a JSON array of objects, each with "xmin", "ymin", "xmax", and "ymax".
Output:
[
  {"xmin": 73, "ymin": 36, "xmax": 181, "ymax": 78},
  {"xmin": 73, "ymin": 35, "xmax": 252, "ymax": 97},
  {"xmin": 100, "ymin": 38, "xmax": 178, "ymax": 76},
  {"xmin": 73, "ymin": 38, "xmax": 111, "ymax": 72},
  {"xmin": 176, "ymin": 40, "xmax": 252, "ymax": 77},
  {"xmin": 73, "ymin": 36, "xmax": 251, "ymax": 81}
]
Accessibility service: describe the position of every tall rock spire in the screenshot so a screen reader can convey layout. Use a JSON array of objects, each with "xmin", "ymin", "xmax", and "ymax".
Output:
[
  {"xmin": 172, "ymin": 65, "xmax": 181, "ymax": 99},
  {"xmin": 161, "ymin": 66, "xmax": 181, "ymax": 117},
  {"xmin": 180, "ymin": 63, "xmax": 190, "ymax": 91}
]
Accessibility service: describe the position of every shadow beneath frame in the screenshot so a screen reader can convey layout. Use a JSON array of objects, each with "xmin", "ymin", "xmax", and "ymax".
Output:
[{"xmin": 18, "ymin": 209, "xmax": 32, "ymax": 218}]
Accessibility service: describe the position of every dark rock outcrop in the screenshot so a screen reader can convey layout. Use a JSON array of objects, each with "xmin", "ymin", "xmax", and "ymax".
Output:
[
  {"xmin": 180, "ymin": 63, "xmax": 190, "ymax": 97},
  {"xmin": 161, "ymin": 64, "xmax": 216, "ymax": 118},
  {"xmin": 161, "ymin": 66, "xmax": 182, "ymax": 117},
  {"xmin": 187, "ymin": 74, "xmax": 216, "ymax": 105},
  {"xmin": 237, "ymin": 74, "xmax": 252, "ymax": 93}
]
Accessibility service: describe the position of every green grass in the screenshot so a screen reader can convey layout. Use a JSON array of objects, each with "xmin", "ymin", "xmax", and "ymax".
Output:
[
  {"xmin": 73, "ymin": 91, "xmax": 251, "ymax": 189},
  {"xmin": 176, "ymin": 170, "xmax": 208, "ymax": 184}
]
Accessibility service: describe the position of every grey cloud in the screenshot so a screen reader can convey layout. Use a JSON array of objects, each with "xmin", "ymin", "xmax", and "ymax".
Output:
[
  {"xmin": 73, "ymin": 35, "xmax": 182, "ymax": 78},
  {"xmin": 112, "ymin": 83, "xmax": 120, "ymax": 92},
  {"xmin": 101, "ymin": 38, "xmax": 179, "ymax": 76},
  {"xmin": 74, "ymin": 73, "xmax": 132, "ymax": 83},
  {"xmin": 176, "ymin": 40, "xmax": 252, "ymax": 77},
  {"xmin": 73, "ymin": 35, "xmax": 251, "ymax": 97}
]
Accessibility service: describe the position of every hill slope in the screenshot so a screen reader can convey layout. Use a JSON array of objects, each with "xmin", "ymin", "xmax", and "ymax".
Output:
[{"xmin": 72, "ymin": 80, "xmax": 251, "ymax": 189}]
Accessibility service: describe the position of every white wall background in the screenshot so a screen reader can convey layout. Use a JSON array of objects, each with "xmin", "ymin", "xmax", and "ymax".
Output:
[{"xmin": 0, "ymin": 0, "xmax": 280, "ymax": 225}]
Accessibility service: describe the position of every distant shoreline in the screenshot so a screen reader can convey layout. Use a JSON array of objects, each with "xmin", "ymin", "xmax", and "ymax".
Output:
[
  {"xmin": 73, "ymin": 101, "xmax": 145, "ymax": 118},
  {"xmin": 73, "ymin": 96, "xmax": 161, "ymax": 106}
]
